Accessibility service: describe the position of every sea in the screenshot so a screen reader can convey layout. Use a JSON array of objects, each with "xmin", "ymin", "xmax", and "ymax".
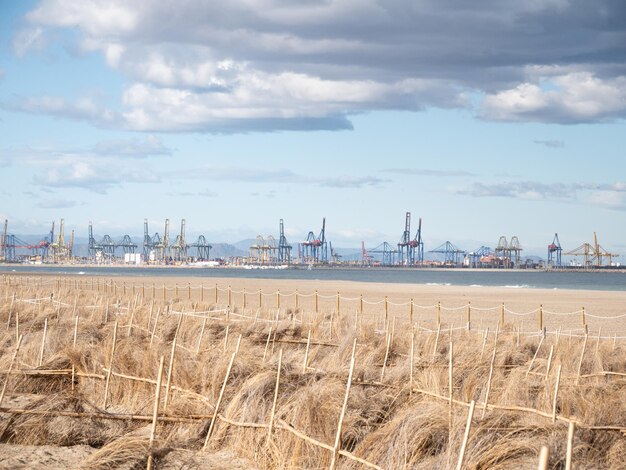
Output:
[{"xmin": 2, "ymin": 266, "xmax": 626, "ymax": 292}]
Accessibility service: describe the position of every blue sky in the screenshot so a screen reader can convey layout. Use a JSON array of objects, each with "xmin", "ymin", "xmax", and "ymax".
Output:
[{"xmin": 1, "ymin": 0, "xmax": 626, "ymax": 257}]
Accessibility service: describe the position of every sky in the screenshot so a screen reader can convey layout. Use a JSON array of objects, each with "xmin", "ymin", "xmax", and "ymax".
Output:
[{"xmin": 1, "ymin": 0, "xmax": 626, "ymax": 257}]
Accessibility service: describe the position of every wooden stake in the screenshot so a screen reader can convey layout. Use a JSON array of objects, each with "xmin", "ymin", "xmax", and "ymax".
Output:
[
  {"xmin": 565, "ymin": 421, "xmax": 575, "ymax": 470},
  {"xmin": 196, "ymin": 317, "xmax": 207, "ymax": 354},
  {"xmin": 329, "ymin": 338, "xmax": 357, "ymax": 470},
  {"xmin": 267, "ymin": 349, "xmax": 283, "ymax": 443},
  {"xmin": 223, "ymin": 325, "xmax": 230, "ymax": 354},
  {"xmin": 303, "ymin": 329, "xmax": 312, "ymax": 373},
  {"xmin": 0, "ymin": 335, "xmax": 23, "ymax": 408},
  {"xmin": 203, "ymin": 351, "xmax": 237, "ymax": 449},
  {"xmin": 127, "ymin": 303, "xmax": 135, "ymax": 337},
  {"xmin": 38, "ymin": 318, "xmax": 48, "ymax": 366},
  {"xmin": 480, "ymin": 328, "xmax": 489, "ymax": 360},
  {"xmin": 432, "ymin": 323, "xmax": 441, "ymax": 360},
  {"xmin": 315, "ymin": 290, "xmax": 318, "ymax": 313},
  {"xmin": 500, "ymin": 302, "xmax": 505, "ymax": 327},
  {"xmin": 263, "ymin": 327, "xmax": 273, "ymax": 362},
  {"xmin": 437, "ymin": 301, "xmax": 441, "ymax": 326},
  {"xmin": 545, "ymin": 345, "xmax": 554, "ymax": 380},
  {"xmin": 448, "ymin": 340, "xmax": 453, "ymax": 408},
  {"xmin": 163, "ymin": 337, "xmax": 177, "ymax": 412},
  {"xmin": 380, "ymin": 329, "xmax": 391, "ymax": 382},
  {"xmin": 552, "ymin": 364, "xmax": 561, "ymax": 423},
  {"xmin": 466, "ymin": 302, "xmax": 471, "ymax": 331},
  {"xmin": 102, "ymin": 321, "xmax": 118, "ymax": 409},
  {"xmin": 538, "ymin": 304, "xmax": 543, "ymax": 332},
  {"xmin": 73, "ymin": 314, "xmax": 79, "ymax": 347},
  {"xmin": 576, "ymin": 333, "xmax": 588, "ymax": 385},
  {"xmin": 455, "ymin": 400, "xmax": 476, "ymax": 470},
  {"xmin": 147, "ymin": 356, "xmax": 165, "ymax": 470},
  {"xmin": 150, "ymin": 307, "xmax": 161, "ymax": 346},
  {"xmin": 409, "ymin": 329, "xmax": 415, "ymax": 395},
  {"xmin": 481, "ymin": 340, "xmax": 498, "ymax": 419},
  {"xmin": 538, "ymin": 446, "xmax": 549, "ymax": 470},
  {"xmin": 6, "ymin": 292, "xmax": 15, "ymax": 328},
  {"xmin": 526, "ymin": 335, "xmax": 545, "ymax": 377}
]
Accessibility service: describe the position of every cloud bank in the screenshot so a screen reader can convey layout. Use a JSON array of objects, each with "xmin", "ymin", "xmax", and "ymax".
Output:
[{"xmin": 8, "ymin": 0, "xmax": 626, "ymax": 132}]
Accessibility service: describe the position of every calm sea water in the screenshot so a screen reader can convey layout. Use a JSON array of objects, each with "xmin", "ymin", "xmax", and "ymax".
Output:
[{"xmin": 2, "ymin": 266, "xmax": 626, "ymax": 291}]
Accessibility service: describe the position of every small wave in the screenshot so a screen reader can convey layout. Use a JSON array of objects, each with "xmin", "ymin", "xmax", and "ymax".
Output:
[
  {"xmin": 503, "ymin": 284, "xmax": 532, "ymax": 289},
  {"xmin": 78, "ymin": 271, "xmax": 85, "ymax": 275},
  {"xmin": 469, "ymin": 284, "xmax": 484, "ymax": 287},
  {"xmin": 425, "ymin": 282, "xmax": 452, "ymax": 286}
]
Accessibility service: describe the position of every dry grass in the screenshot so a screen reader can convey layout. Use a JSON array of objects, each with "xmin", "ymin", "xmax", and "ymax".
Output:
[{"xmin": 1, "ymin": 275, "xmax": 626, "ymax": 469}]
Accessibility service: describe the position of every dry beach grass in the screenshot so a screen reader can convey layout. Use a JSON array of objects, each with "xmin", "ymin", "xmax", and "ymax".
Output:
[{"xmin": 0, "ymin": 274, "xmax": 625, "ymax": 469}]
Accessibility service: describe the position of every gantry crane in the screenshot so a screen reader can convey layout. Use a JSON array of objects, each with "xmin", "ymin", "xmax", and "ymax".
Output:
[{"xmin": 547, "ymin": 233, "xmax": 562, "ymax": 268}]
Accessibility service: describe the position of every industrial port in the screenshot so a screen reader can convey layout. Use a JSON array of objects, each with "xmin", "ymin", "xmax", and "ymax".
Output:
[{"xmin": 0, "ymin": 213, "xmax": 620, "ymax": 269}]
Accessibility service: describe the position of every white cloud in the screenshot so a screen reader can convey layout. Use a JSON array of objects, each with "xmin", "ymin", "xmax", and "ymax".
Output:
[
  {"xmin": 11, "ymin": 0, "xmax": 626, "ymax": 131},
  {"xmin": 481, "ymin": 73, "xmax": 626, "ymax": 123}
]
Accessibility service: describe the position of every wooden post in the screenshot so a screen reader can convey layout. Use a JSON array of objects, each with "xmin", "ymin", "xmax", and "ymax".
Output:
[
  {"xmin": 276, "ymin": 289, "xmax": 280, "ymax": 309},
  {"xmin": 481, "ymin": 341, "xmax": 498, "ymax": 419},
  {"xmin": 303, "ymin": 329, "xmax": 312, "ymax": 373},
  {"xmin": 538, "ymin": 446, "xmax": 549, "ymax": 470},
  {"xmin": 102, "ymin": 321, "xmax": 118, "ymax": 409},
  {"xmin": 526, "ymin": 335, "xmax": 545, "ymax": 377},
  {"xmin": 552, "ymin": 364, "xmax": 562, "ymax": 423},
  {"xmin": 581, "ymin": 307, "xmax": 586, "ymax": 327},
  {"xmin": 163, "ymin": 283, "xmax": 166, "ymax": 302},
  {"xmin": 0, "ymin": 335, "xmax": 23, "ymax": 408},
  {"xmin": 200, "ymin": 283, "xmax": 204, "ymax": 302},
  {"xmin": 294, "ymin": 289, "xmax": 298, "ymax": 311},
  {"xmin": 147, "ymin": 356, "xmax": 165, "ymax": 470},
  {"xmin": 73, "ymin": 314, "xmax": 79, "ymax": 347},
  {"xmin": 150, "ymin": 307, "xmax": 161, "ymax": 346},
  {"xmin": 437, "ymin": 301, "xmax": 441, "ymax": 326},
  {"xmin": 409, "ymin": 329, "xmax": 415, "ymax": 395},
  {"xmin": 455, "ymin": 400, "xmax": 476, "ymax": 470},
  {"xmin": 432, "ymin": 323, "xmax": 441, "ymax": 359},
  {"xmin": 38, "ymin": 318, "xmax": 48, "ymax": 366},
  {"xmin": 315, "ymin": 290, "xmax": 318, "ymax": 313},
  {"xmin": 228, "ymin": 286, "xmax": 232, "ymax": 308},
  {"xmin": 466, "ymin": 302, "xmax": 471, "ymax": 331},
  {"xmin": 538, "ymin": 304, "xmax": 543, "ymax": 332},
  {"xmin": 267, "ymin": 349, "xmax": 283, "ymax": 443},
  {"xmin": 203, "ymin": 351, "xmax": 237, "ymax": 449},
  {"xmin": 215, "ymin": 283, "xmax": 218, "ymax": 304},
  {"xmin": 576, "ymin": 333, "xmax": 588, "ymax": 385},
  {"xmin": 336, "ymin": 291, "xmax": 340, "ymax": 316},
  {"xmin": 380, "ymin": 329, "xmax": 392, "ymax": 382},
  {"xmin": 196, "ymin": 317, "xmax": 207, "ymax": 354},
  {"xmin": 243, "ymin": 288, "xmax": 247, "ymax": 310},
  {"xmin": 175, "ymin": 284, "xmax": 179, "ymax": 299},
  {"xmin": 565, "ymin": 421, "xmax": 575, "ymax": 470},
  {"xmin": 448, "ymin": 341, "xmax": 453, "ymax": 409},
  {"xmin": 329, "ymin": 338, "xmax": 357, "ymax": 470},
  {"xmin": 152, "ymin": 283, "xmax": 155, "ymax": 299},
  {"xmin": 410, "ymin": 298, "xmax": 414, "ymax": 324},
  {"xmin": 163, "ymin": 337, "xmax": 177, "ymax": 412},
  {"xmin": 545, "ymin": 345, "xmax": 554, "ymax": 380},
  {"xmin": 480, "ymin": 328, "xmax": 489, "ymax": 360},
  {"xmin": 263, "ymin": 327, "xmax": 273, "ymax": 362}
]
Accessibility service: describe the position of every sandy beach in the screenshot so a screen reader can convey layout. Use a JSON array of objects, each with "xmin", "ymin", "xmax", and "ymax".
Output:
[{"xmin": 15, "ymin": 272, "xmax": 626, "ymax": 335}]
